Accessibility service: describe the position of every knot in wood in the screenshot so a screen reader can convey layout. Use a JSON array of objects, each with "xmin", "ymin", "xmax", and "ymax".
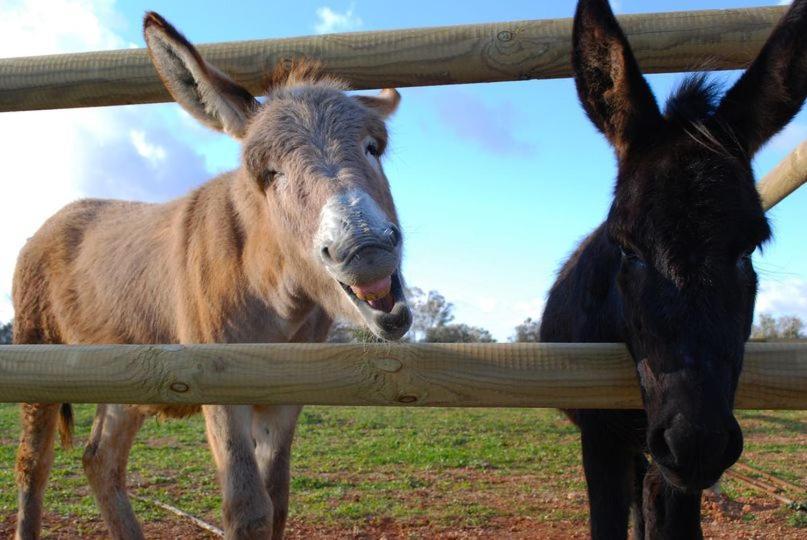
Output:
[
  {"xmin": 497, "ymin": 30, "xmax": 514, "ymax": 42},
  {"xmin": 170, "ymin": 381, "xmax": 190, "ymax": 393},
  {"xmin": 397, "ymin": 395, "xmax": 418, "ymax": 404},
  {"xmin": 373, "ymin": 358, "xmax": 402, "ymax": 373}
]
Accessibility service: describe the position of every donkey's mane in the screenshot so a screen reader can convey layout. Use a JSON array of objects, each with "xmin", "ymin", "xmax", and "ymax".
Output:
[
  {"xmin": 663, "ymin": 74, "xmax": 722, "ymax": 124},
  {"xmin": 264, "ymin": 59, "xmax": 349, "ymax": 93},
  {"xmin": 663, "ymin": 74, "xmax": 739, "ymax": 158}
]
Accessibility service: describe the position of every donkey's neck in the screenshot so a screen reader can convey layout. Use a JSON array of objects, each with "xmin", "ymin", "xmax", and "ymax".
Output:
[
  {"xmin": 175, "ymin": 170, "xmax": 317, "ymax": 342},
  {"xmin": 234, "ymin": 170, "xmax": 322, "ymax": 336}
]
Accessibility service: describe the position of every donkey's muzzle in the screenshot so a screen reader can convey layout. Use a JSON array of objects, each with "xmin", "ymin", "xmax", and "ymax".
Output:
[
  {"xmin": 648, "ymin": 412, "xmax": 743, "ymax": 491},
  {"xmin": 321, "ymin": 223, "xmax": 401, "ymax": 286},
  {"xmin": 322, "ymin": 243, "xmax": 399, "ymax": 287}
]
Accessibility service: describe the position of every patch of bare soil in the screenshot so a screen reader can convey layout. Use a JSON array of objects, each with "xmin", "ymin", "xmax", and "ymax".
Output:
[
  {"xmin": 0, "ymin": 513, "xmax": 220, "ymax": 539},
  {"xmin": 3, "ymin": 491, "xmax": 802, "ymax": 539},
  {"xmin": 700, "ymin": 492, "xmax": 804, "ymax": 540},
  {"xmin": 284, "ymin": 495, "xmax": 804, "ymax": 540},
  {"xmin": 285, "ymin": 517, "xmax": 588, "ymax": 540}
]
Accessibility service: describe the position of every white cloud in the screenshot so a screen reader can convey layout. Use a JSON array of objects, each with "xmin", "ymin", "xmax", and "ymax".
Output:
[
  {"xmin": 0, "ymin": 0, "xmax": 216, "ymax": 323},
  {"xmin": 756, "ymin": 278, "xmax": 807, "ymax": 321},
  {"xmin": 0, "ymin": 0, "xmax": 124, "ymax": 56},
  {"xmin": 778, "ymin": 1, "xmax": 792, "ymax": 5},
  {"xmin": 0, "ymin": 0, "xmax": 117, "ymax": 322},
  {"xmin": 0, "ymin": 109, "xmax": 90, "ymax": 321},
  {"xmin": 130, "ymin": 129, "xmax": 167, "ymax": 164},
  {"xmin": 314, "ymin": 4, "xmax": 362, "ymax": 34}
]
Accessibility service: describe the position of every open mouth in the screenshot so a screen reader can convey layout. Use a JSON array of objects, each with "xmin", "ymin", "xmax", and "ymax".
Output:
[
  {"xmin": 339, "ymin": 271, "xmax": 411, "ymax": 340},
  {"xmin": 347, "ymin": 274, "xmax": 395, "ymax": 311}
]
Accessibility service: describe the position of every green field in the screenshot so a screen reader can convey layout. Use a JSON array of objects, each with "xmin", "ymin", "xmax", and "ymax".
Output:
[{"xmin": 0, "ymin": 404, "xmax": 804, "ymax": 538}]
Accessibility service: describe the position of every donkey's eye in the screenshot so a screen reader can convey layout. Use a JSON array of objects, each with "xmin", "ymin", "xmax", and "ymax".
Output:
[
  {"xmin": 261, "ymin": 169, "xmax": 283, "ymax": 188},
  {"xmin": 365, "ymin": 141, "xmax": 380, "ymax": 158},
  {"xmin": 621, "ymin": 247, "xmax": 646, "ymax": 267}
]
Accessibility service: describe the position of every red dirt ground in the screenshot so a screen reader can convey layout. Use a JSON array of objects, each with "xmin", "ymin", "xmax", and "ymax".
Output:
[{"xmin": 2, "ymin": 491, "xmax": 803, "ymax": 539}]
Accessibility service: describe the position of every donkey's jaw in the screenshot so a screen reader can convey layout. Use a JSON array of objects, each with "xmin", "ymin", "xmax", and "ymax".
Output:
[{"xmin": 339, "ymin": 270, "xmax": 411, "ymax": 340}]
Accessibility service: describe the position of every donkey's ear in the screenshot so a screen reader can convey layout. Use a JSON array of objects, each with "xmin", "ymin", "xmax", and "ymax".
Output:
[
  {"xmin": 572, "ymin": 0, "xmax": 661, "ymax": 159},
  {"xmin": 715, "ymin": 0, "xmax": 807, "ymax": 157},
  {"xmin": 143, "ymin": 12, "xmax": 259, "ymax": 139},
  {"xmin": 355, "ymin": 89, "xmax": 401, "ymax": 119}
]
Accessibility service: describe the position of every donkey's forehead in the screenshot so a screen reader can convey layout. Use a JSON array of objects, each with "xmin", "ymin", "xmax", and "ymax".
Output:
[
  {"xmin": 610, "ymin": 149, "xmax": 770, "ymax": 258},
  {"xmin": 244, "ymin": 86, "xmax": 388, "ymax": 161},
  {"xmin": 256, "ymin": 86, "xmax": 384, "ymax": 133}
]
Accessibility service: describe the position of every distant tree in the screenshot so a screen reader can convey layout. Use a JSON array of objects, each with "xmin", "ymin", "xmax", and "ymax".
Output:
[
  {"xmin": 407, "ymin": 287, "xmax": 454, "ymax": 342},
  {"xmin": 512, "ymin": 317, "xmax": 541, "ymax": 342},
  {"xmin": 331, "ymin": 287, "xmax": 494, "ymax": 343},
  {"xmin": 751, "ymin": 313, "xmax": 805, "ymax": 340},
  {"xmin": 424, "ymin": 323, "xmax": 495, "ymax": 343},
  {"xmin": 0, "ymin": 320, "xmax": 12, "ymax": 344},
  {"xmin": 777, "ymin": 315, "xmax": 804, "ymax": 339},
  {"xmin": 752, "ymin": 313, "xmax": 778, "ymax": 339}
]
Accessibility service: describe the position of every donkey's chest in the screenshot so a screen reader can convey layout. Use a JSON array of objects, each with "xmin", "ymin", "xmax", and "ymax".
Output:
[
  {"xmin": 212, "ymin": 305, "xmax": 306, "ymax": 343},
  {"xmin": 191, "ymin": 291, "xmax": 323, "ymax": 344}
]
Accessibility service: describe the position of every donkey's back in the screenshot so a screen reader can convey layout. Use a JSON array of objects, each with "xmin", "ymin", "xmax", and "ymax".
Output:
[{"xmin": 13, "ymin": 194, "xmax": 182, "ymax": 346}]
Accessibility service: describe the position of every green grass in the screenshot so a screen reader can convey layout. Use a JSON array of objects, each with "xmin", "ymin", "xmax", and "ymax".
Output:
[
  {"xmin": 0, "ymin": 405, "xmax": 804, "ymax": 532},
  {"xmin": 0, "ymin": 405, "xmax": 585, "ymax": 528}
]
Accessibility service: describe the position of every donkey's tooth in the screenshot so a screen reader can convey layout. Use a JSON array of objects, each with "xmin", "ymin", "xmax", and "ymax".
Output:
[{"xmin": 362, "ymin": 288, "xmax": 392, "ymax": 302}]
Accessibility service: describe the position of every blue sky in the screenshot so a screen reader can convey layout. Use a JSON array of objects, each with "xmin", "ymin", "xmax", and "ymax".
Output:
[{"xmin": 0, "ymin": 0, "xmax": 804, "ymax": 340}]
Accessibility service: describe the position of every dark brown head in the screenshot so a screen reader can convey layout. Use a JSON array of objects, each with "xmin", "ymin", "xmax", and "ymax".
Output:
[
  {"xmin": 573, "ymin": 0, "xmax": 807, "ymax": 490},
  {"xmin": 144, "ymin": 12, "xmax": 411, "ymax": 340}
]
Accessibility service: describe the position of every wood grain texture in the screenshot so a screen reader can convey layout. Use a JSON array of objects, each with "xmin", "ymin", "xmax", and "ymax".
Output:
[
  {"xmin": 758, "ymin": 141, "xmax": 807, "ymax": 211},
  {"xmin": 0, "ymin": 6, "xmax": 786, "ymax": 112},
  {"xmin": 0, "ymin": 343, "xmax": 803, "ymax": 409}
]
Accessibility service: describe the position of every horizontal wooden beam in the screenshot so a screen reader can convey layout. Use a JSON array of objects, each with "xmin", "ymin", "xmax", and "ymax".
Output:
[
  {"xmin": 0, "ymin": 343, "xmax": 804, "ymax": 409},
  {"xmin": 0, "ymin": 6, "xmax": 786, "ymax": 112},
  {"xmin": 759, "ymin": 140, "xmax": 807, "ymax": 211}
]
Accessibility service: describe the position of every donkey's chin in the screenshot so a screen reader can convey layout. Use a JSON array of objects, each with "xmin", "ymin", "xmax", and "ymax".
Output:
[
  {"xmin": 339, "ymin": 271, "xmax": 412, "ymax": 340},
  {"xmin": 656, "ymin": 464, "xmax": 724, "ymax": 494}
]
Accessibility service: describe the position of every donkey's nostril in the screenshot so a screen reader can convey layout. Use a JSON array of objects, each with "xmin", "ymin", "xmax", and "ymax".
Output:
[
  {"xmin": 321, "ymin": 246, "xmax": 332, "ymax": 261},
  {"xmin": 386, "ymin": 224, "xmax": 401, "ymax": 247}
]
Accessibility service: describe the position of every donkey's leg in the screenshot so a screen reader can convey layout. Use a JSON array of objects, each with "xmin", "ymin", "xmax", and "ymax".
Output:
[
  {"xmin": 82, "ymin": 404, "xmax": 146, "ymax": 540},
  {"xmin": 578, "ymin": 412, "xmax": 640, "ymax": 540},
  {"xmin": 204, "ymin": 404, "xmax": 273, "ymax": 540},
  {"xmin": 15, "ymin": 403, "xmax": 61, "ymax": 540},
  {"xmin": 643, "ymin": 463, "xmax": 702, "ymax": 540},
  {"xmin": 252, "ymin": 405, "xmax": 302, "ymax": 539}
]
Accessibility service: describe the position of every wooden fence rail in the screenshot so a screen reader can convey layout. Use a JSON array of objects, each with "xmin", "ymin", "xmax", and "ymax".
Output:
[
  {"xmin": 0, "ymin": 5, "xmax": 787, "ymax": 112},
  {"xmin": 759, "ymin": 141, "xmax": 807, "ymax": 211},
  {"xmin": 0, "ymin": 343, "xmax": 804, "ymax": 409}
]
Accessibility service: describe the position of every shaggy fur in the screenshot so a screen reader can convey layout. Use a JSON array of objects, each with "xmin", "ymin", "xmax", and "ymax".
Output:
[
  {"xmin": 541, "ymin": 1, "xmax": 807, "ymax": 539},
  {"xmin": 14, "ymin": 11, "xmax": 404, "ymax": 540}
]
